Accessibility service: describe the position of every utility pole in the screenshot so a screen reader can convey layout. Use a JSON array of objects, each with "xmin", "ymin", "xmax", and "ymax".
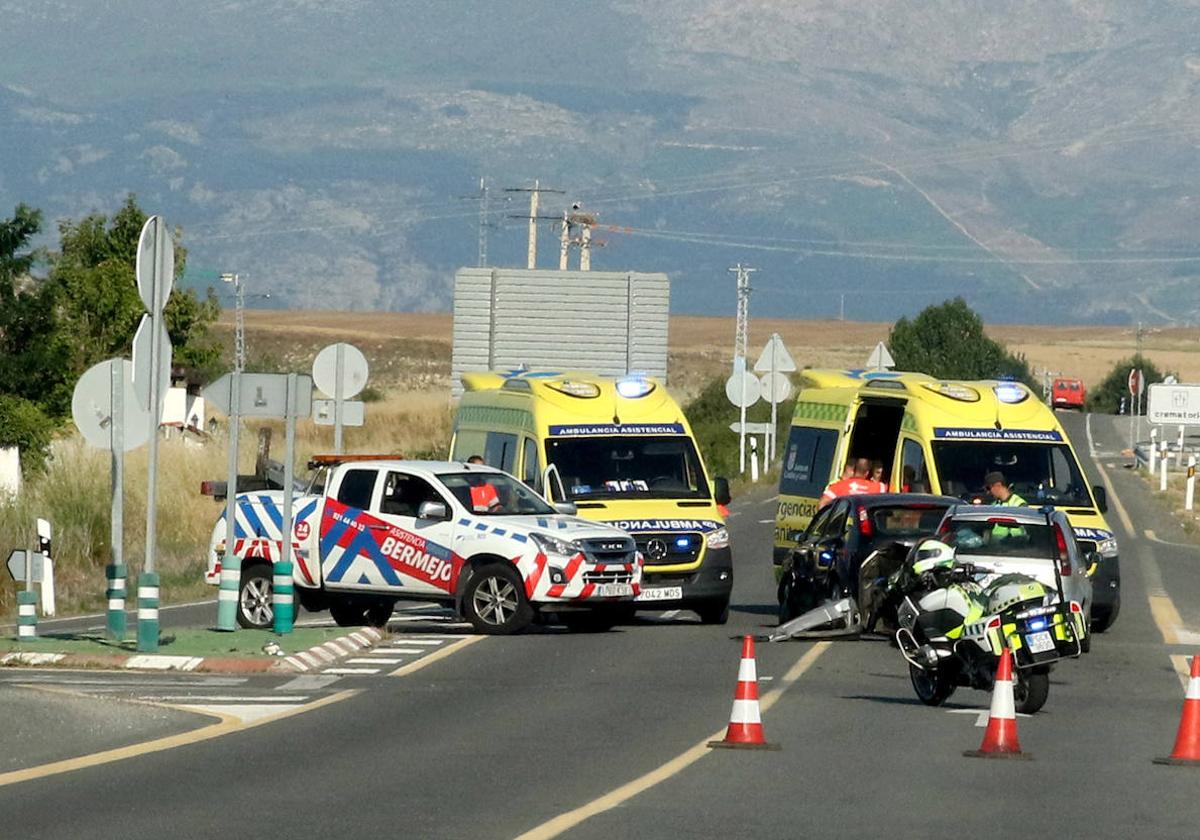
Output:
[
  {"xmin": 477, "ymin": 177, "xmax": 489, "ymax": 268},
  {"xmin": 559, "ymin": 210, "xmax": 570, "ymax": 270},
  {"xmin": 839, "ymin": 293, "xmax": 845, "ymax": 322},
  {"xmin": 505, "ymin": 180, "xmax": 564, "ymax": 269},
  {"xmin": 731, "ymin": 264, "xmax": 756, "ymax": 367}
]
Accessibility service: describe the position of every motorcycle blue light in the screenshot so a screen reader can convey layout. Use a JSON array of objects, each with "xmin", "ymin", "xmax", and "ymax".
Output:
[{"xmin": 1028, "ymin": 618, "xmax": 1048, "ymax": 631}]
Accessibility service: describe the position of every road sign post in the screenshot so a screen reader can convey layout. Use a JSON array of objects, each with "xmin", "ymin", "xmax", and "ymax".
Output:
[
  {"xmin": 313, "ymin": 343, "xmax": 369, "ymax": 455},
  {"xmin": 216, "ymin": 366, "xmax": 242, "ymax": 632},
  {"xmin": 135, "ymin": 216, "xmax": 175, "ymax": 653},
  {"xmin": 1150, "ymin": 428, "xmax": 1159, "ymax": 475},
  {"xmin": 1128, "ymin": 369, "xmax": 1142, "ymax": 453},
  {"xmin": 754, "ymin": 333, "xmax": 796, "ymax": 462},
  {"xmin": 725, "ymin": 359, "xmax": 761, "ymax": 475}
]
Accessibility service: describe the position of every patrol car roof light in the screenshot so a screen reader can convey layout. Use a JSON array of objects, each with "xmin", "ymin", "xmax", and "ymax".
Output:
[{"xmin": 616, "ymin": 376, "xmax": 654, "ymax": 399}]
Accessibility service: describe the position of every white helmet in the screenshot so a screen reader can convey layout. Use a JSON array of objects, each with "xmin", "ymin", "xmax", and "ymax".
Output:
[{"xmin": 911, "ymin": 539, "xmax": 955, "ymax": 575}]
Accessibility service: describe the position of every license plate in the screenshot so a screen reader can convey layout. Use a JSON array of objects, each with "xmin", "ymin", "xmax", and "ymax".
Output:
[
  {"xmin": 1026, "ymin": 630, "xmax": 1055, "ymax": 654},
  {"xmin": 595, "ymin": 583, "xmax": 634, "ymax": 598},
  {"xmin": 635, "ymin": 586, "xmax": 683, "ymax": 602}
]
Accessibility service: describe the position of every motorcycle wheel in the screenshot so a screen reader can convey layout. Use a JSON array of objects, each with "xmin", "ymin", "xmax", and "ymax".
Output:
[
  {"xmin": 909, "ymin": 663, "xmax": 956, "ymax": 706},
  {"xmin": 1013, "ymin": 669, "xmax": 1050, "ymax": 714}
]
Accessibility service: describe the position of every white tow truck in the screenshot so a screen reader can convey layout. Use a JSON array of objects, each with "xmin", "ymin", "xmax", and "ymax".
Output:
[{"xmin": 204, "ymin": 457, "xmax": 643, "ymax": 634}]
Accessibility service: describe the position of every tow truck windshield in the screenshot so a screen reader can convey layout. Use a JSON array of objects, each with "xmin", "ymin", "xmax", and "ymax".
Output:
[
  {"xmin": 437, "ymin": 471, "xmax": 556, "ymax": 516},
  {"xmin": 545, "ymin": 435, "xmax": 711, "ymax": 501},
  {"xmin": 931, "ymin": 441, "xmax": 1094, "ymax": 508}
]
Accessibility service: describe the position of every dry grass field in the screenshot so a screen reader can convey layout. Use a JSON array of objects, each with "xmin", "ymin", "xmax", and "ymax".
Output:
[
  {"xmin": 225, "ymin": 310, "xmax": 1200, "ymax": 397},
  {"xmin": 5, "ymin": 308, "xmax": 1196, "ymax": 617}
]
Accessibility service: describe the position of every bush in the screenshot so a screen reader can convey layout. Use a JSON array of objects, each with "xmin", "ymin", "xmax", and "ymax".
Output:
[
  {"xmin": 0, "ymin": 394, "xmax": 55, "ymax": 475},
  {"xmin": 1086, "ymin": 354, "xmax": 1172, "ymax": 414},
  {"xmin": 684, "ymin": 377, "xmax": 794, "ymax": 482}
]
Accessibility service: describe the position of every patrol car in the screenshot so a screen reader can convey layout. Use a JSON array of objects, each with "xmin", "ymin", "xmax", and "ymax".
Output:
[
  {"xmin": 450, "ymin": 369, "xmax": 733, "ymax": 624},
  {"xmin": 205, "ymin": 458, "xmax": 642, "ymax": 634},
  {"xmin": 773, "ymin": 369, "xmax": 1121, "ymax": 632}
]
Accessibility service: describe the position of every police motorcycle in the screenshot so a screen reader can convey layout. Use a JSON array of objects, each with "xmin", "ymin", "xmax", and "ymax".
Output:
[{"xmin": 884, "ymin": 540, "xmax": 1085, "ymax": 714}]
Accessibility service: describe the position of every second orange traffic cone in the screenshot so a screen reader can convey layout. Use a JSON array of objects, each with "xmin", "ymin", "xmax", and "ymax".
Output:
[
  {"xmin": 964, "ymin": 647, "xmax": 1031, "ymax": 760},
  {"xmin": 1154, "ymin": 654, "xmax": 1200, "ymax": 766},
  {"xmin": 708, "ymin": 635, "xmax": 779, "ymax": 750}
]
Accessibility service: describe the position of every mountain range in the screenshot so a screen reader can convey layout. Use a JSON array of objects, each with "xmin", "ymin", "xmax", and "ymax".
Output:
[{"xmin": 3, "ymin": 0, "xmax": 1200, "ymax": 325}]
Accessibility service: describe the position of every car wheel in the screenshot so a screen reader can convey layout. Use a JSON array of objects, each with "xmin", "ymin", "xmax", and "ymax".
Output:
[
  {"xmin": 909, "ymin": 663, "xmax": 956, "ymax": 706},
  {"xmin": 237, "ymin": 563, "xmax": 273, "ymax": 629},
  {"xmin": 1091, "ymin": 591, "xmax": 1121, "ymax": 633},
  {"xmin": 329, "ymin": 599, "xmax": 367, "ymax": 627},
  {"xmin": 1014, "ymin": 668, "xmax": 1050, "ymax": 714},
  {"xmin": 364, "ymin": 600, "xmax": 394, "ymax": 628},
  {"xmin": 463, "ymin": 562, "xmax": 533, "ymax": 635},
  {"xmin": 696, "ymin": 598, "xmax": 730, "ymax": 625}
]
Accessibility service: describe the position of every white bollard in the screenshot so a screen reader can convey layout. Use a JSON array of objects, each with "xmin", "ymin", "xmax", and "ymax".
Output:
[
  {"xmin": 1187, "ymin": 455, "xmax": 1196, "ymax": 511},
  {"xmin": 1150, "ymin": 428, "xmax": 1159, "ymax": 475},
  {"xmin": 749, "ymin": 436, "xmax": 760, "ymax": 484},
  {"xmin": 1161, "ymin": 444, "xmax": 1169, "ymax": 492},
  {"xmin": 1179, "ymin": 425, "xmax": 1187, "ymax": 466}
]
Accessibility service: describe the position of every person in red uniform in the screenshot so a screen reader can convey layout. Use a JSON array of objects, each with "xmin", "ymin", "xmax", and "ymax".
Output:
[
  {"xmin": 819, "ymin": 457, "xmax": 886, "ymax": 508},
  {"xmin": 466, "ymin": 455, "xmax": 501, "ymax": 512}
]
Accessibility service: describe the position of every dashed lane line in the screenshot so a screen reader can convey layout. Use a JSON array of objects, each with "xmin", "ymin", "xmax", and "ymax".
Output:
[{"xmin": 513, "ymin": 642, "xmax": 830, "ymax": 840}]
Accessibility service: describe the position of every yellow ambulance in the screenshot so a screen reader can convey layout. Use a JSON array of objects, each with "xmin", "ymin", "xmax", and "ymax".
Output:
[
  {"xmin": 773, "ymin": 369, "xmax": 1121, "ymax": 631},
  {"xmin": 451, "ymin": 369, "xmax": 733, "ymax": 623}
]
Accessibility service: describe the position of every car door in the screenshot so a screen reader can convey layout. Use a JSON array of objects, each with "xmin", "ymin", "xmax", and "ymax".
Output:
[{"xmin": 370, "ymin": 471, "xmax": 460, "ymax": 596}]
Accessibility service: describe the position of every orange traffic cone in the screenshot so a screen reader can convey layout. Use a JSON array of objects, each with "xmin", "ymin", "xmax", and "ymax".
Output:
[
  {"xmin": 708, "ymin": 635, "xmax": 779, "ymax": 750},
  {"xmin": 964, "ymin": 647, "xmax": 1032, "ymax": 760},
  {"xmin": 1154, "ymin": 654, "xmax": 1200, "ymax": 766}
]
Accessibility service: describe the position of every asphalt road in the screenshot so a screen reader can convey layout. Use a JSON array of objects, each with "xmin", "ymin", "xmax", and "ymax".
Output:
[{"xmin": 5, "ymin": 413, "xmax": 1200, "ymax": 839}]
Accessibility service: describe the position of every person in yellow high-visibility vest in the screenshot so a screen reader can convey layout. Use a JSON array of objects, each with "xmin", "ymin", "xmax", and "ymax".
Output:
[{"xmin": 985, "ymin": 471, "xmax": 1026, "ymax": 542}]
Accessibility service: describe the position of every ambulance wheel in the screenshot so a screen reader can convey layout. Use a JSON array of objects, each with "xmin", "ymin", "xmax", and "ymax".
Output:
[
  {"xmin": 696, "ymin": 599, "xmax": 730, "ymax": 625},
  {"xmin": 464, "ymin": 563, "xmax": 533, "ymax": 635},
  {"xmin": 1091, "ymin": 591, "xmax": 1120, "ymax": 633},
  {"xmin": 909, "ymin": 664, "xmax": 956, "ymax": 706},
  {"xmin": 1014, "ymin": 669, "xmax": 1050, "ymax": 715},
  {"xmin": 237, "ymin": 563, "xmax": 274, "ymax": 630}
]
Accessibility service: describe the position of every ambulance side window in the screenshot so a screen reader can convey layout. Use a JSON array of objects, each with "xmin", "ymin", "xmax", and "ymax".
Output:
[
  {"xmin": 337, "ymin": 469, "xmax": 378, "ymax": 510},
  {"xmin": 484, "ymin": 432, "xmax": 518, "ymax": 474},
  {"xmin": 900, "ymin": 439, "xmax": 928, "ymax": 493},
  {"xmin": 780, "ymin": 427, "xmax": 839, "ymax": 498},
  {"xmin": 521, "ymin": 438, "xmax": 541, "ymax": 490}
]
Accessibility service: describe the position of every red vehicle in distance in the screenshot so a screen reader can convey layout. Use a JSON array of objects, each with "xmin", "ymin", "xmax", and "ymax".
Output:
[{"xmin": 1051, "ymin": 377, "xmax": 1086, "ymax": 410}]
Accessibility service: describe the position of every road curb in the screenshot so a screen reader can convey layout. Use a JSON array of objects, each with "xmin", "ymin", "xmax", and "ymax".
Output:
[
  {"xmin": 0, "ymin": 626, "xmax": 384, "ymax": 674},
  {"xmin": 275, "ymin": 627, "xmax": 383, "ymax": 673}
]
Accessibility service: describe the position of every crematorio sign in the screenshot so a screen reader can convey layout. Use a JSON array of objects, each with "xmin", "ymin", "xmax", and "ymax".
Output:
[{"xmin": 1147, "ymin": 383, "xmax": 1200, "ymax": 426}]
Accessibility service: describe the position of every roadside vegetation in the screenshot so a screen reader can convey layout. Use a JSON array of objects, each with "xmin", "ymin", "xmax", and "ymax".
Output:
[{"xmin": 1086, "ymin": 354, "xmax": 1173, "ymax": 414}]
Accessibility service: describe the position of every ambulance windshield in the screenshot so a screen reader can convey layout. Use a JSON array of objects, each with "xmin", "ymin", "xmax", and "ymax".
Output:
[
  {"xmin": 545, "ymin": 436, "xmax": 711, "ymax": 500},
  {"xmin": 931, "ymin": 441, "xmax": 1093, "ymax": 507}
]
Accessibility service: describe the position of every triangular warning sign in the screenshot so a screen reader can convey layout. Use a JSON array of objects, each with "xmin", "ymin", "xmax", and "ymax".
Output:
[
  {"xmin": 753, "ymin": 333, "xmax": 797, "ymax": 373},
  {"xmin": 866, "ymin": 342, "xmax": 895, "ymax": 370}
]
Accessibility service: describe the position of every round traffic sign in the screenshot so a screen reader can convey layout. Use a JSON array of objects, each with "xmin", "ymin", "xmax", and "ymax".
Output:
[
  {"xmin": 1128, "ymin": 368, "xmax": 1144, "ymax": 397},
  {"xmin": 71, "ymin": 359, "xmax": 151, "ymax": 451},
  {"xmin": 312, "ymin": 343, "xmax": 369, "ymax": 399},
  {"xmin": 761, "ymin": 371, "xmax": 793, "ymax": 404},
  {"xmin": 725, "ymin": 371, "xmax": 761, "ymax": 408},
  {"xmin": 135, "ymin": 216, "xmax": 175, "ymax": 313}
]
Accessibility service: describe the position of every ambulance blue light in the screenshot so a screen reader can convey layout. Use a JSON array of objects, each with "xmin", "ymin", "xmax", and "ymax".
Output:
[
  {"xmin": 616, "ymin": 376, "xmax": 654, "ymax": 398},
  {"xmin": 993, "ymin": 383, "xmax": 1028, "ymax": 404},
  {"xmin": 674, "ymin": 536, "xmax": 691, "ymax": 549}
]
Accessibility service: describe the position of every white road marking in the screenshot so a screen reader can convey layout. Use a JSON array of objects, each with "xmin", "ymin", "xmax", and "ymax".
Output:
[
  {"xmin": 1144, "ymin": 529, "xmax": 1199, "ymax": 550},
  {"xmin": 170, "ymin": 702, "xmax": 306, "ymax": 724},
  {"xmin": 277, "ymin": 675, "xmax": 341, "ymax": 691},
  {"xmin": 945, "ymin": 708, "xmax": 1030, "ymax": 726},
  {"xmin": 384, "ymin": 638, "xmax": 443, "ymax": 646},
  {"xmin": 659, "ymin": 610, "xmax": 681, "ymax": 620},
  {"xmin": 757, "ymin": 519, "xmax": 774, "ymax": 524},
  {"xmin": 347, "ymin": 657, "xmax": 404, "ymax": 665},
  {"xmin": 123, "ymin": 655, "xmax": 204, "ymax": 671},
  {"xmin": 375, "ymin": 648, "xmax": 428, "ymax": 655},
  {"xmin": 323, "ymin": 667, "xmax": 380, "ymax": 675},
  {"xmin": 140, "ymin": 695, "xmax": 309, "ymax": 702}
]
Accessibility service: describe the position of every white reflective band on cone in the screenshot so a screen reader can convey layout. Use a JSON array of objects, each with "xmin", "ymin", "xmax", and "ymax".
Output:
[
  {"xmin": 729, "ymin": 699, "xmax": 762, "ymax": 724},
  {"xmin": 737, "ymin": 658, "xmax": 757, "ymax": 682},
  {"xmin": 139, "ymin": 587, "xmax": 160, "ymax": 600},
  {"xmin": 138, "ymin": 609, "xmax": 159, "ymax": 620},
  {"xmin": 1187, "ymin": 677, "xmax": 1200, "ymax": 701},
  {"xmin": 991, "ymin": 678, "xmax": 1016, "ymax": 719},
  {"xmin": 108, "ymin": 599, "xmax": 125, "ymax": 610}
]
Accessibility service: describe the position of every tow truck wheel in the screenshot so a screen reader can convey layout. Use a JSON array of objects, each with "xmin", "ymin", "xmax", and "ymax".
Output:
[
  {"xmin": 329, "ymin": 599, "xmax": 366, "ymax": 627},
  {"xmin": 464, "ymin": 563, "xmax": 533, "ymax": 635},
  {"xmin": 237, "ymin": 563, "xmax": 274, "ymax": 629},
  {"xmin": 364, "ymin": 600, "xmax": 393, "ymax": 628}
]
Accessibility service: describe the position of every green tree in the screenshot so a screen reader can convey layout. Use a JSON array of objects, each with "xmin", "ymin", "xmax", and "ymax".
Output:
[
  {"xmin": 46, "ymin": 194, "xmax": 222, "ymax": 387},
  {"xmin": 888, "ymin": 297, "xmax": 1034, "ymax": 386},
  {"xmin": 0, "ymin": 394, "xmax": 54, "ymax": 475},
  {"xmin": 1086, "ymin": 354, "xmax": 1170, "ymax": 414}
]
